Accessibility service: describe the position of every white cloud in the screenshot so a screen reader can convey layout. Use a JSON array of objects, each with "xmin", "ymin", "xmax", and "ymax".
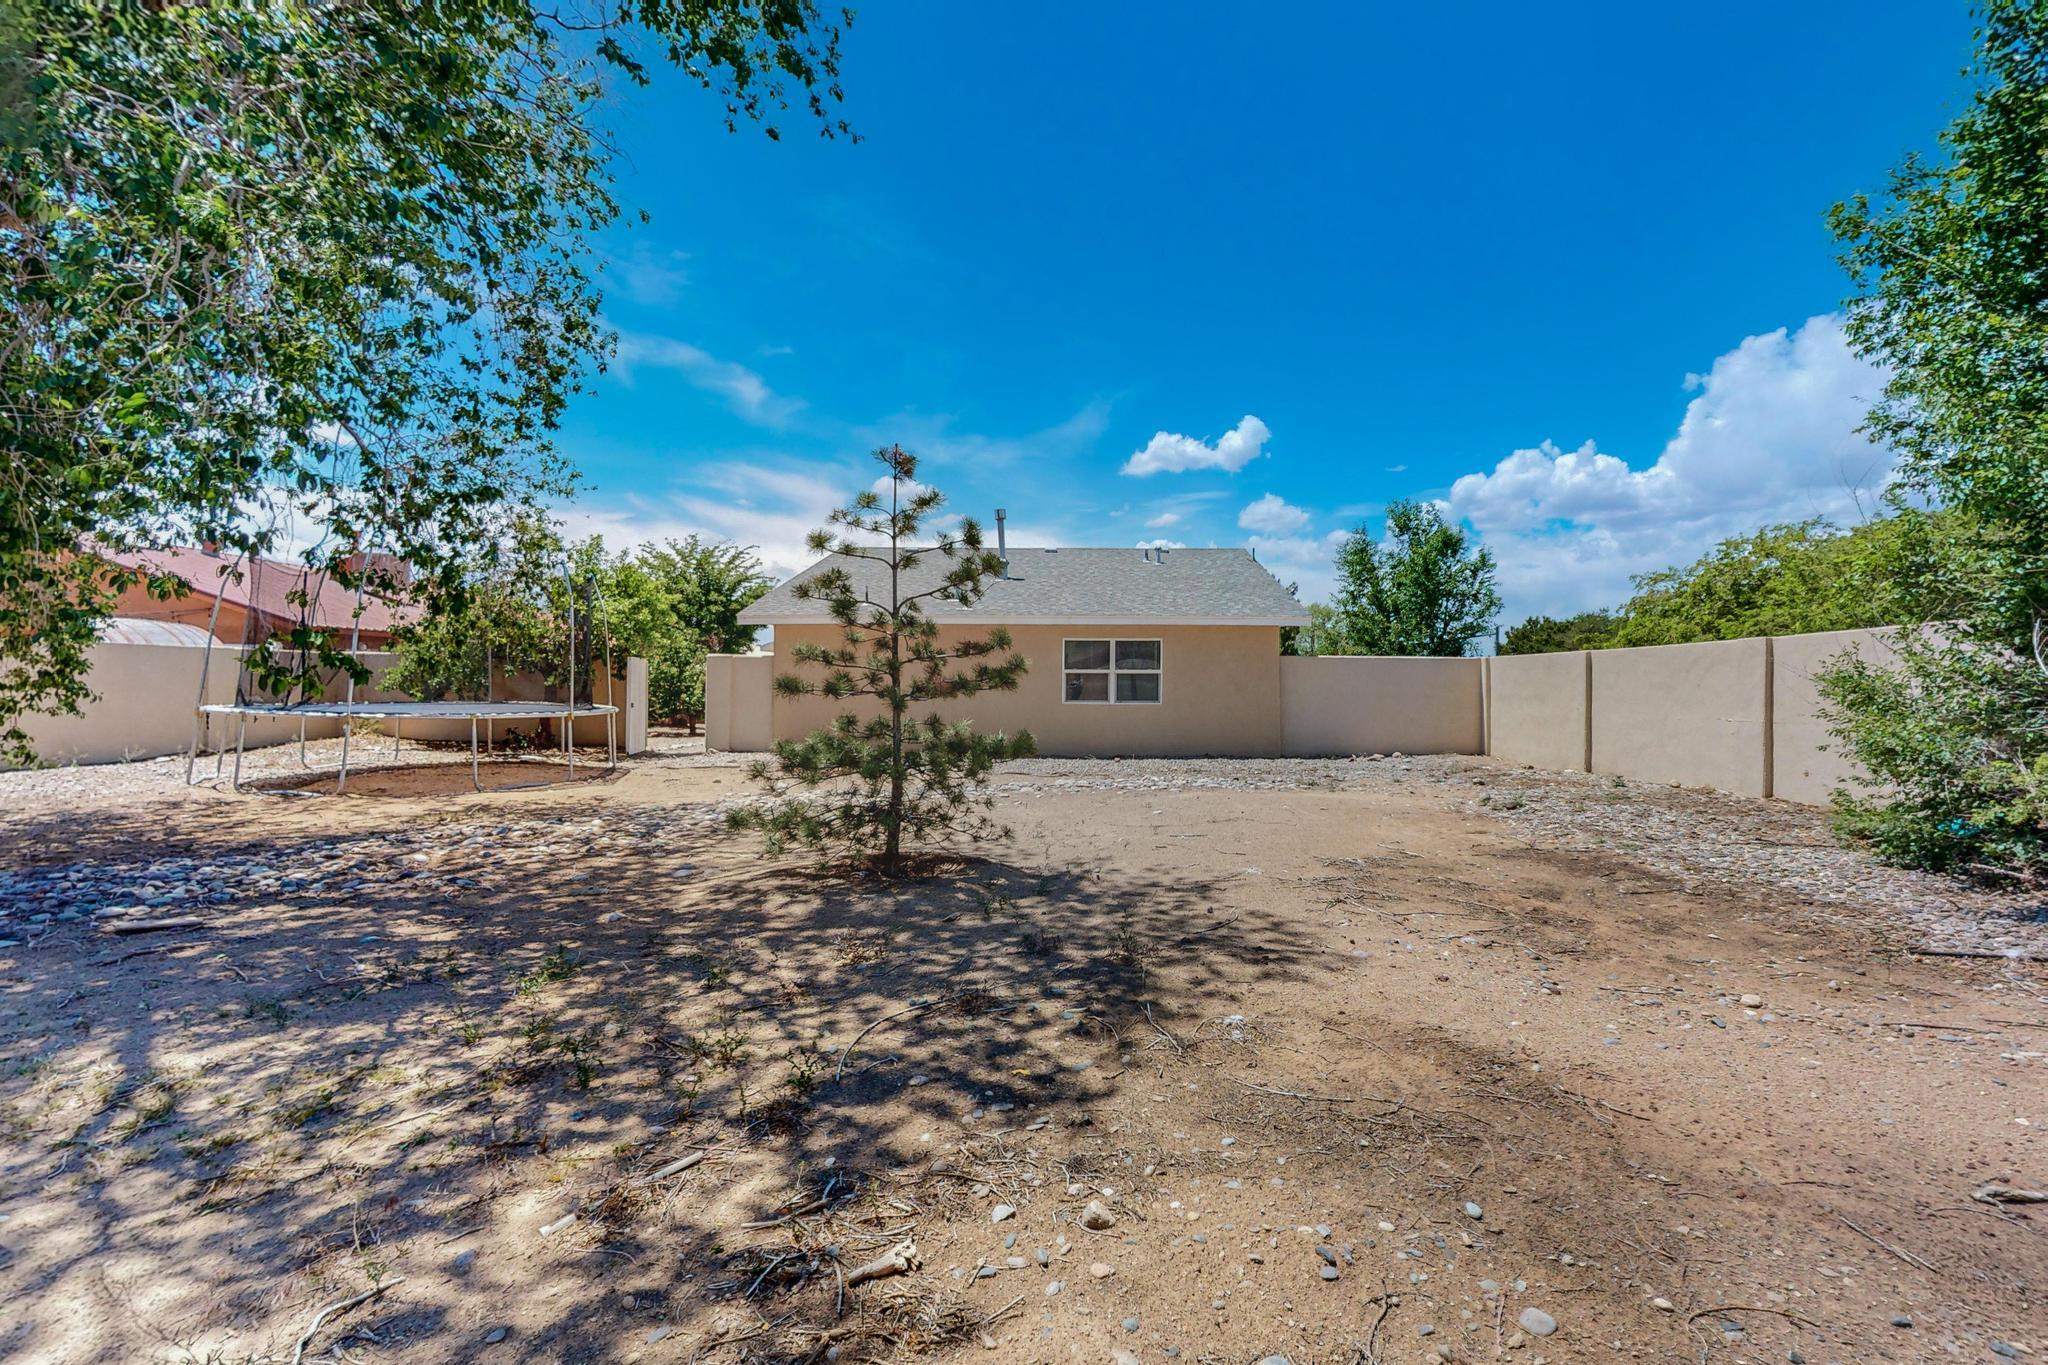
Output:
[
  {"xmin": 1384, "ymin": 464, "xmax": 1407, "ymax": 474},
  {"xmin": 1445, "ymin": 313, "xmax": 1893, "ymax": 622},
  {"xmin": 1238, "ymin": 493, "xmax": 1310, "ymax": 535},
  {"xmin": 558, "ymin": 461, "xmax": 846, "ymax": 581},
  {"xmin": 1134, "ymin": 537, "xmax": 1187, "ymax": 551},
  {"xmin": 610, "ymin": 244, "xmax": 691, "ymax": 306},
  {"xmin": 1144, "ymin": 511, "xmax": 1182, "ymax": 529},
  {"xmin": 612, "ymin": 330, "xmax": 804, "ymax": 428},
  {"xmin": 1245, "ymin": 529, "xmax": 1348, "ymax": 604},
  {"xmin": 861, "ymin": 400, "xmax": 1111, "ymax": 470},
  {"xmin": 1122, "ymin": 414, "xmax": 1270, "ymax": 476}
]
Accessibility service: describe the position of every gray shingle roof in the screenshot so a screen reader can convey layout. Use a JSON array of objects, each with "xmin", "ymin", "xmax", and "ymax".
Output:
[{"xmin": 739, "ymin": 547, "xmax": 1310, "ymax": 626}]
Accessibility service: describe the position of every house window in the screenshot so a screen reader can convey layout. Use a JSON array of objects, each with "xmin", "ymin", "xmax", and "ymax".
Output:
[{"xmin": 1064, "ymin": 638, "xmax": 1162, "ymax": 703}]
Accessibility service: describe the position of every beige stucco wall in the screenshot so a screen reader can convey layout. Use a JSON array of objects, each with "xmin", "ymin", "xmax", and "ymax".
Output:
[
  {"xmin": 1279, "ymin": 656, "xmax": 1483, "ymax": 756},
  {"xmin": 1769, "ymin": 627, "xmax": 1896, "ymax": 806},
  {"xmin": 1485, "ymin": 650, "xmax": 1592, "ymax": 771},
  {"xmin": 705, "ymin": 653, "xmax": 774, "ymax": 753},
  {"xmin": 1589, "ymin": 637, "xmax": 1771, "ymax": 797},
  {"xmin": 762, "ymin": 624, "xmax": 1284, "ymax": 757},
  {"xmin": 14, "ymin": 644, "xmax": 646, "ymax": 767}
]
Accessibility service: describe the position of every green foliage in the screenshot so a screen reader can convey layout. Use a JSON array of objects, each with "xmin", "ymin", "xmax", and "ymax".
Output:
[
  {"xmin": 1499, "ymin": 610, "xmax": 1620, "ymax": 655},
  {"xmin": 1285, "ymin": 603, "xmax": 1345, "ymax": 656},
  {"xmin": 1817, "ymin": 0, "xmax": 2048, "ymax": 881},
  {"xmin": 728, "ymin": 446, "xmax": 1037, "ymax": 875},
  {"xmin": 608, "ymin": 537, "xmax": 773, "ymax": 725},
  {"xmin": 386, "ymin": 517, "xmax": 771, "ymax": 726},
  {"xmin": 0, "ymin": 0, "xmax": 848, "ymax": 761},
  {"xmin": 1323, "ymin": 501, "xmax": 1501, "ymax": 656},
  {"xmin": 383, "ymin": 515, "xmax": 567, "ymax": 701},
  {"xmin": 1607, "ymin": 515, "xmax": 1948, "ymax": 648}
]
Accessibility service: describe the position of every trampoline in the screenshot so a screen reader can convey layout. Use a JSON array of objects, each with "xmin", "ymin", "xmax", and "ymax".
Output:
[
  {"xmin": 185, "ymin": 540, "xmax": 621, "ymax": 795},
  {"xmin": 197, "ymin": 699, "xmax": 618, "ymax": 793}
]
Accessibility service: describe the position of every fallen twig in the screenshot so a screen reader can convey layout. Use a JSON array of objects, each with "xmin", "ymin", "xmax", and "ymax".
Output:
[
  {"xmin": 843, "ymin": 1238, "xmax": 920, "ymax": 1288},
  {"xmin": 837, "ymin": 993, "xmax": 970, "ymax": 1082},
  {"xmin": 1687, "ymin": 1304, "xmax": 1818, "ymax": 1330},
  {"xmin": 1974, "ymin": 1182, "xmax": 2048, "ymax": 1206},
  {"xmin": 103, "ymin": 916, "xmax": 206, "ymax": 936},
  {"xmin": 289, "ymin": 1276, "xmax": 405, "ymax": 1365},
  {"xmin": 1224, "ymin": 1074, "xmax": 1358, "ymax": 1104},
  {"xmin": 1832, "ymin": 1211, "xmax": 1936, "ymax": 1272}
]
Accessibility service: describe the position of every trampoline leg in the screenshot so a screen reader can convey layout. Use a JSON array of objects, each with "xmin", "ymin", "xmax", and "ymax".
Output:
[
  {"xmin": 298, "ymin": 716, "xmax": 309, "ymax": 769},
  {"xmin": 339, "ymin": 718, "xmax": 352, "ymax": 794},
  {"xmin": 470, "ymin": 717, "xmax": 480, "ymax": 791},
  {"xmin": 607, "ymin": 711, "xmax": 616, "ymax": 770},
  {"xmin": 392, "ymin": 717, "xmax": 401, "ymax": 761},
  {"xmin": 567, "ymin": 712, "xmax": 575, "ymax": 777},
  {"xmin": 232, "ymin": 714, "xmax": 247, "ymax": 792}
]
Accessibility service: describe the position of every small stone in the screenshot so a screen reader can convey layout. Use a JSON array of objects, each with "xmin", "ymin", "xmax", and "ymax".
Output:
[
  {"xmin": 1518, "ymin": 1307, "xmax": 1558, "ymax": 1337},
  {"xmin": 976, "ymin": 1265, "xmax": 998, "ymax": 1278},
  {"xmin": 1319, "ymin": 1264, "xmax": 1341, "ymax": 1281},
  {"xmin": 1036, "ymin": 1247, "xmax": 1051, "ymax": 1266},
  {"xmin": 483, "ymin": 1327, "xmax": 508, "ymax": 1344},
  {"xmin": 1090, "ymin": 1262, "xmax": 1115, "ymax": 1278},
  {"xmin": 1122, "ymin": 1316, "xmax": 1141, "ymax": 1333},
  {"xmin": 1463, "ymin": 1201, "xmax": 1483, "ymax": 1220},
  {"xmin": 1113, "ymin": 1352, "xmax": 1143, "ymax": 1365},
  {"xmin": 1739, "ymin": 993, "xmax": 1763, "ymax": 1008},
  {"xmin": 1315, "ymin": 1245, "xmax": 1339, "ymax": 1266},
  {"xmin": 1006, "ymin": 1256, "xmax": 1028, "ymax": 1269},
  {"xmin": 647, "ymin": 1325, "xmax": 672, "ymax": 1343},
  {"xmin": 1890, "ymin": 1314, "xmax": 1914, "ymax": 1328},
  {"xmin": 1991, "ymin": 1345, "xmax": 2018, "ymax": 1360},
  {"xmin": 1080, "ymin": 1200, "xmax": 1117, "ymax": 1230},
  {"xmin": 991, "ymin": 1204, "xmax": 1016, "ymax": 1223},
  {"xmin": 1651, "ymin": 1297, "xmax": 1674, "ymax": 1312},
  {"xmin": 1044, "ymin": 1279, "xmax": 1064, "ymax": 1296},
  {"xmin": 1418, "ymin": 1323, "xmax": 1436, "ymax": 1336}
]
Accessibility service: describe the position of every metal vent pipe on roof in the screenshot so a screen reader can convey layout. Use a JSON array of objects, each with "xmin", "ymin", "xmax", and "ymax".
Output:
[{"xmin": 995, "ymin": 508, "xmax": 1008, "ymax": 577}]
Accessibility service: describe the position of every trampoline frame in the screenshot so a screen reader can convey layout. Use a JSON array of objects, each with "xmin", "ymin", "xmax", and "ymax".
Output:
[
  {"xmin": 195, "ymin": 700, "xmax": 617, "ymax": 793},
  {"xmin": 185, "ymin": 545, "xmax": 621, "ymax": 795}
]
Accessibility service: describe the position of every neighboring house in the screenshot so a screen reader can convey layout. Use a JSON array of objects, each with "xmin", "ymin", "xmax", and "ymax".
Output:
[
  {"xmin": 101, "ymin": 545, "xmax": 410, "ymax": 648},
  {"xmin": 737, "ymin": 546, "xmax": 1310, "ymax": 757}
]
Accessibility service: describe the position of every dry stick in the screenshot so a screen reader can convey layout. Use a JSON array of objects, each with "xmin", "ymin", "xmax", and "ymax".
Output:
[
  {"xmin": 1224, "ymin": 1074, "xmax": 1359, "ymax": 1104},
  {"xmin": 104, "ymin": 916, "xmax": 206, "ymax": 936},
  {"xmin": 89, "ymin": 938, "xmax": 205, "ymax": 966},
  {"xmin": 1833, "ymin": 1211, "xmax": 1937, "ymax": 1272},
  {"xmin": 637, "ymin": 1149, "xmax": 708, "ymax": 1184},
  {"xmin": 1910, "ymin": 947, "xmax": 2048, "ymax": 964},
  {"xmin": 835, "ymin": 992, "xmax": 970, "ymax": 1081},
  {"xmin": 289, "ymin": 1276, "xmax": 405, "ymax": 1365},
  {"xmin": 1687, "ymin": 1304, "xmax": 1818, "ymax": 1330}
]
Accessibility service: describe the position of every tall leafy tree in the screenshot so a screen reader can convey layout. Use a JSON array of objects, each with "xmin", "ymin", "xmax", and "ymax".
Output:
[
  {"xmin": 729, "ymin": 446, "xmax": 1036, "ymax": 875},
  {"xmin": 1819, "ymin": 0, "xmax": 2048, "ymax": 878},
  {"xmin": 1608, "ymin": 517, "xmax": 1948, "ymax": 648},
  {"xmin": 1499, "ymin": 610, "xmax": 1620, "ymax": 655},
  {"xmin": 1325, "ymin": 501, "xmax": 1501, "ymax": 656},
  {"xmin": 0, "ymin": 0, "xmax": 850, "ymax": 761}
]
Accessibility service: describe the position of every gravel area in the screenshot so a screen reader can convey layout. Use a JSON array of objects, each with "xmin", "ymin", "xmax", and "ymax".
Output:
[{"xmin": 3, "ymin": 743, "xmax": 2039, "ymax": 955}]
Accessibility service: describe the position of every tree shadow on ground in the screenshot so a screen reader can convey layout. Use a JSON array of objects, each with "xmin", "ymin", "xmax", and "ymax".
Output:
[{"xmin": 0, "ymin": 788, "xmax": 1316, "ymax": 1363}]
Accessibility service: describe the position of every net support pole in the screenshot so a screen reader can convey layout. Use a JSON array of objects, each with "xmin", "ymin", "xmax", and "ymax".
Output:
[
  {"xmin": 336, "ymin": 549, "xmax": 370, "ymax": 795},
  {"xmin": 565, "ymin": 561, "xmax": 576, "ymax": 778},
  {"xmin": 187, "ymin": 553, "xmax": 238, "ymax": 785},
  {"xmin": 470, "ymin": 716, "xmax": 480, "ymax": 791}
]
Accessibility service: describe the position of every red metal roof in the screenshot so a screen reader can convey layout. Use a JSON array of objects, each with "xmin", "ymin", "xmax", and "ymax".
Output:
[{"xmin": 105, "ymin": 546, "xmax": 411, "ymax": 637}]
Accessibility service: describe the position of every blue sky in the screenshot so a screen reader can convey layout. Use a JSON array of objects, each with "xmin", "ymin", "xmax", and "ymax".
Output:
[{"xmin": 556, "ymin": 2, "xmax": 1974, "ymax": 623}]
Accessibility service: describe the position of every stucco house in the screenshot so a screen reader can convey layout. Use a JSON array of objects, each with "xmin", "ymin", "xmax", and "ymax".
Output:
[{"xmin": 736, "ymin": 545, "xmax": 1311, "ymax": 757}]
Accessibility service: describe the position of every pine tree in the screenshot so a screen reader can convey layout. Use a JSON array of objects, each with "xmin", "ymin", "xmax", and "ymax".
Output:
[{"xmin": 729, "ymin": 446, "xmax": 1036, "ymax": 874}]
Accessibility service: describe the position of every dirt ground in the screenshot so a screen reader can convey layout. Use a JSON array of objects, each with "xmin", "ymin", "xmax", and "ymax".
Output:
[{"xmin": 0, "ymin": 744, "xmax": 2044, "ymax": 1364}]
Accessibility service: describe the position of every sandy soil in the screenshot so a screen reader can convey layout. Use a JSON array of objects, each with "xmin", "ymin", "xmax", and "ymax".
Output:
[{"xmin": 0, "ymin": 746, "xmax": 2043, "ymax": 1364}]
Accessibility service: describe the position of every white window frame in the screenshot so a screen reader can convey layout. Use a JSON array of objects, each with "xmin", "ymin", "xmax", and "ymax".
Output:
[{"xmin": 1062, "ymin": 637, "xmax": 1163, "ymax": 705}]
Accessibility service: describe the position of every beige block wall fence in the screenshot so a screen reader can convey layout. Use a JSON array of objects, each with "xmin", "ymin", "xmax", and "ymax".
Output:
[
  {"xmin": 14, "ymin": 643, "xmax": 648, "ymax": 768},
  {"xmin": 707, "ymin": 624, "xmax": 1899, "ymax": 807}
]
